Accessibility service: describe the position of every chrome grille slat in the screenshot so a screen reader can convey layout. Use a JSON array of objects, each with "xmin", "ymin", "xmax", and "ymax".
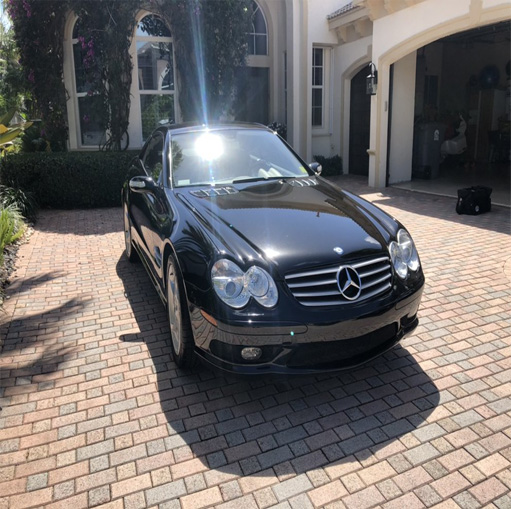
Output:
[
  {"xmin": 287, "ymin": 277, "xmax": 337, "ymax": 289},
  {"xmin": 358, "ymin": 265, "xmax": 388, "ymax": 278},
  {"xmin": 285, "ymin": 256, "xmax": 392, "ymax": 306},
  {"xmin": 362, "ymin": 273, "xmax": 392, "ymax": 289},
  {"xmin": 293, "ymin": 289, "xmax": 340, "ymax": 298},
  {"xmin": 362, "ymin": 282, "xmax": 392, "ymax": 301},
  {"xmin": 299, "ymin": 299, "xmax": 342, "ymax": 307},
  {"xmin": 351, "ymin": 256, "xmax": 389, "ymax": 269},
  {"xmin": 285, "ymin": 266, "xmax": 338, "ymax": 280}
]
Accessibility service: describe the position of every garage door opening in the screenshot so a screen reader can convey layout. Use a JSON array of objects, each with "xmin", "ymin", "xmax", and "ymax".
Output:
[{"xmin": 408, "ymin": 20, "xmax": 510, "ymax": 207}]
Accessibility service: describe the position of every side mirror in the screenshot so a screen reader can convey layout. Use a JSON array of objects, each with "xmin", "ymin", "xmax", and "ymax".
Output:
[
  {"xmin": 129, "ymin": 176, "xmax": 158, "ymax": 194},
  {"xmin": 309, "ymin": 162, "xmax": 322, "ymax": 175}
]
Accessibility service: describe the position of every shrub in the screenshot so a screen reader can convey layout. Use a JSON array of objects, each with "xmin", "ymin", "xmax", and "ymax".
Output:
[
  {"xmin": 313, "ymin": 154, "xmax": 343, "ymax": 177},
  {"xmin": 0, "ymin": 204, "xmax": 25, "ymax": 266},
  {"xmin": 0, "ymin": 151, "xmax": 137, "ymax": 209},
  {"xmin": 0, "ymin": 184, "xmax": 38, "ymax": 221},
  {"xmin": 268, "ymin": 122, "xmax": 287, "ymax": 141}
]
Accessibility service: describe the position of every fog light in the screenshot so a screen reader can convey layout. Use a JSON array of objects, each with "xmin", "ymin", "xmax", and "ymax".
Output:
[{"xmin": 241, "ymin": 347, "xmax": 262, "ymax": 361}]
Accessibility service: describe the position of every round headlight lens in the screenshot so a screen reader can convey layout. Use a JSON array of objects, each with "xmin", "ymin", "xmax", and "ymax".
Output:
[
  {"xmin": 244, "ymin": 266, "xmax": 278, "ymax": 308},
  {"xmin": 398, "ymin": 230, "xmax": 414, "ymax": 262},
  {"xmin": 407, "ymin": 248, "xmax": 420, "ymax": 272},
  {"xmin": 211, "ymin": 259, "xmax": 249, "ymax": 308},
  {"xmin": 389, "ymin": 240, "xmax": 408, "ymax": 279},
  {"xmin": 212, "ymin": 260, "xmax": 278, "ymax": 309},
  {"xmin": 244, "ymin": 266, "xmax": 269, "ymax": 297},
  {"xmin": 390, "ymin": 229, "xmax": 420, "ymax": 279}
]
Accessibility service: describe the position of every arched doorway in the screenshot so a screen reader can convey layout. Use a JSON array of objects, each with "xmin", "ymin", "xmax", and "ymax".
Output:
[{"xmin": 349, "ymin": 67, "xmax": 371, "ymax": 175}]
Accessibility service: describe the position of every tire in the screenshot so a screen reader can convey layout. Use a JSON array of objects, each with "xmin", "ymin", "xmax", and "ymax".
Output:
[
  {"xmin": 166, "ymin": 256, "xmax": 196, "ymax": 368},
  {"xmin": 123, "ymin": 204, "xmax": 139, "ymax": 262}
]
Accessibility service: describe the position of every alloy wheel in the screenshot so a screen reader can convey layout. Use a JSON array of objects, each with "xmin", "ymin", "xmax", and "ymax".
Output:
[{"xmin": 167, "ymin": 261, "xmax": 182, "ymax": 356}]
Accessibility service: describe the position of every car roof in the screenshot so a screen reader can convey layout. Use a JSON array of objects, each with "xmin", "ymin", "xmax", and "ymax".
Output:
[{"xmin": 161, "ymin": 122, "xmax": 272, "ymax": 136}]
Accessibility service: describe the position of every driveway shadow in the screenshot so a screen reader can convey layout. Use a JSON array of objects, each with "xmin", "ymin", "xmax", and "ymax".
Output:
[
  {"xmin": 0, "ymin": 297, "xmax": 86, "ymax": 413},
  {"xmin": 1, "ymin": 271, "xmax": 67, "ymax": 297},
  {"xmin": 116, "ymin": 254, "xmax": 440, "ymax": 481},
  {"xmin": 29, "ymin": 208, "xmax": 123, "ymax": 236}
]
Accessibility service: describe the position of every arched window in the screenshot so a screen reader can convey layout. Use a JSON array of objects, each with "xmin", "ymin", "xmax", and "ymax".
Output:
[
  {"xmin": 135, "ymin": 14, "xmax": 175, "ymax": 141},
  {"xmin": 71, "ymin": 18, "xmax": 106, "ymax": 146},
  {"xmin": 248, "ymin": 1, "xmax": 268, "ymax": 56}
]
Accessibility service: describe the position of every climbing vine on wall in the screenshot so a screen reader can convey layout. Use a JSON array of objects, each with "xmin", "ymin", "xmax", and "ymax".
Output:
[
  {"xmin": 7, "ymin": 0, "xmax": 253, "ymax": 150},
  {"xmin": 148, "ymin": 0, "xmax": 253, "ymax": 122},
  {"xmin": 6, "ymin": 0, "xmax": 69, "ymax": 151},
  {"xmin": 70, "ymin": 0, "xmax": 140, "ymax": 150}
]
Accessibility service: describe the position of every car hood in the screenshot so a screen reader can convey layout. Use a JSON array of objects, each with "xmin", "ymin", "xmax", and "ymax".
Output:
[{"xmin": 176, "ymin": 178, "xmax": 398, "ymax": 275}]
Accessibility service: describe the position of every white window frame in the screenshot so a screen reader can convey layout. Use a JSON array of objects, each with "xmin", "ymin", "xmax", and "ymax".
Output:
[
  {"xmin": 68, "ymin": 16, "xmax": 107, "ymax": 149},
  {"xmin": 64, "ymin": 11, "xmax": 179, "ymax": 150},
  {"xmin": 311, "ymin": 46, "xmax": 332, "ymax": 135},
  {"xmin": 284, "ymin": 51, "xmax": 288, "ymax": 126},
  {"xmin": 132, "ymin": 12, "xmax": 177, "ymax": 145},
  {"xmin": 248, "ymin": 1, "xmax": 268, "ymax": 56}
]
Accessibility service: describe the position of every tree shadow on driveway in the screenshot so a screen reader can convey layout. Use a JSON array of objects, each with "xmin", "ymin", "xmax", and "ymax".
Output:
[
  {"xmin": 116, "ymin": 254, "xmax": 440, "ymax": 490},
  {"xmin": 0, "ymin": 298, "xmax": 86, "ymax": 420}
]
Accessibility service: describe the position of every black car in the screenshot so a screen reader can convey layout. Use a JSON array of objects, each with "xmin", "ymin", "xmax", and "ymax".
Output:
[{"xmin": 122, "ymin": 123, "xmax": 424, "ymax": 375}]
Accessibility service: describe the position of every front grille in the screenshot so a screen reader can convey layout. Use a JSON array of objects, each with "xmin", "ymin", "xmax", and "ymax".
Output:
[{"xmin": 285, "ymin": 256, "xmax": 392, "ymax": 307}]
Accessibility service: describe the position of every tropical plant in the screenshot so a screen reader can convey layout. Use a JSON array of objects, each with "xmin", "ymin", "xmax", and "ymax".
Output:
[
  {"xmin": 0, "ymin": 10, "xmax": 27, "ymax": 114},
  {"xmin": 0, "ymin": 183, "xmax": 37, "ymax": 220},
  {"xmin": 5, "ymin": 0, "xmax": 69, "ymax": 151},
  {"xmin": 0, "ymin": 108, "xmax": 33, "ymax": 156},
  {"xmin": 0, "ymin": 203, "xmax": 25, "ymax": 266}
]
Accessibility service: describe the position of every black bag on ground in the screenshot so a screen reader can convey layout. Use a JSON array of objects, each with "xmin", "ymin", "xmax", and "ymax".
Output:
[{"xmin": 456, "ymin": 186, "xmax": 492, "ymax": 215}]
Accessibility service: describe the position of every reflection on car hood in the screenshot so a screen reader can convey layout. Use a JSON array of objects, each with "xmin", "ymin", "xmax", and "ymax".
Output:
[{"xmin": 178, "ymin": 178, "xmax": 397, "ymax": 275}]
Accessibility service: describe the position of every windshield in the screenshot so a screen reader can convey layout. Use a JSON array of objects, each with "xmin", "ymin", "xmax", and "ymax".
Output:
[{"xmin": 170, "ymin": 128, "xmax": 312, "ymax": 187}]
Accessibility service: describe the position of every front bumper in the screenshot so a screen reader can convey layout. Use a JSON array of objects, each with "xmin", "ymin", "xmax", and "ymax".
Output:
[{"xmin": 189, "ymin": 283, "xmax": 424, "ymax": 375}]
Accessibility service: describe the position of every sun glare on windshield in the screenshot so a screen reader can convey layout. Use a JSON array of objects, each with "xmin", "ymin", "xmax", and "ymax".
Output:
[{"xmin": 195, "ymin": 133, "xmax": 224, "ymax": 161}]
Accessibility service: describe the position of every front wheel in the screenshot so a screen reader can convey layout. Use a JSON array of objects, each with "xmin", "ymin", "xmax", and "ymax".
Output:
[
  {"xmin": 123, "ymin": 204, "xmax": 139, "ymax": 263},
  {"xmin": 166, "ymin": 256, "xmax": 196, "ymax": 368}
]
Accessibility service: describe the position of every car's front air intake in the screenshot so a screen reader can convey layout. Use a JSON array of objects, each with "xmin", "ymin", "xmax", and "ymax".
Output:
[
  {"xmin": 190, "ymin": 187, "xmax": 238, "ymax": 197},
  {"xmin": 288, "ymin": 178, "xmax": 317, "ymax": 187}
]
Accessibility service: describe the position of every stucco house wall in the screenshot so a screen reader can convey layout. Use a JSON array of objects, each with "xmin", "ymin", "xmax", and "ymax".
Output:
[{"xmin": 61, "ymin": 0, "xmax": 510, "ymax": 187}]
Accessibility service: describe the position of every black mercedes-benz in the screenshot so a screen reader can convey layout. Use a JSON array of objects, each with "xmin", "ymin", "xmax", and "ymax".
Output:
[{"xmin": 122, "ymin": 123, "xmax": 424, "ymax": 375}]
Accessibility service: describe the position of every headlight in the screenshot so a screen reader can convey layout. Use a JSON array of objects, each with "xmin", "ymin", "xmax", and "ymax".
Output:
[
  {"xmin": 244, "ymin": 266, "xmax": 278, "ymax": 308},
  {"xmin": 389, "ymin": 229, "xmax": 420, "ymax": 279},
  {"xmin": 212, "ymin": 259, "xmax": 278, "ymax": 308}
]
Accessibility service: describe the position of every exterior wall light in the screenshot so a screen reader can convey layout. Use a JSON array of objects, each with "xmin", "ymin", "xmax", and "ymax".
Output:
[{"xmin": 366, "ymin": 62, "xmax": 378, "ymax": 95}]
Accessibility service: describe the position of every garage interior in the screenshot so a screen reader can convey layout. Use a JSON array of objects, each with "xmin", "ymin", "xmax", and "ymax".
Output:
[{"xmin": 396, "ymin": 20, "xmax": 510, "ymax": 208}]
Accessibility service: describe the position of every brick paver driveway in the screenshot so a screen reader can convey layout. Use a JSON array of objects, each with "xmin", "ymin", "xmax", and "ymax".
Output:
[{"xmin": 1, "ymin": 177, "xmax": 510, "ymax": 509}]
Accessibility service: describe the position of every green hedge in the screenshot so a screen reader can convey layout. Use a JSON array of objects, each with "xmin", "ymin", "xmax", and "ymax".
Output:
[
  {"xmin": 0, "ymin": 151, "xmax": 137, "ymax": 209},
  {"xmin": 313, "ymin": 154, "xmax": 343, "ymax": 177}
]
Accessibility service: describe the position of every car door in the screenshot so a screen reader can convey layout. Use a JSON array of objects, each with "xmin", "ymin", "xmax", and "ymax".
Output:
[
  {"xmin": 128, "ymin": 132, "xmax": 163, "ymax": 272},
  {"xmin": 138, "ymin": 131, "xmax": 174, "ymax": 286}
]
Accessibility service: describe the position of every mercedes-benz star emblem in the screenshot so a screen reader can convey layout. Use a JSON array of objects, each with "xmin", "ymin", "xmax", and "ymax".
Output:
[{"xmin": 337, "ymin": 266, "xmax": 362, "ymax": 301}]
